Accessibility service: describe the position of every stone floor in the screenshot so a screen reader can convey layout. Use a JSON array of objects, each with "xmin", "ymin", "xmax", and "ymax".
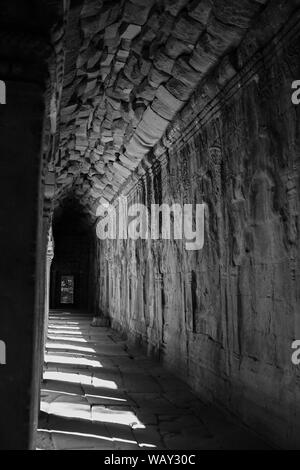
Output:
[{"xmin": 37, "ymin": 311, "xmax": 271, "ymax": 450}]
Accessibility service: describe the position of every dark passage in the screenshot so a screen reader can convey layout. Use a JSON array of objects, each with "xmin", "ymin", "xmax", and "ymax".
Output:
[{"xmin": 50, "ymin": 199, "xmax": 95, "ymax": 312}]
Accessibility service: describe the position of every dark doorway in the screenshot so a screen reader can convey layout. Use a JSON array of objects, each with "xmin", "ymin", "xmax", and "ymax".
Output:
[{"xmin": 50, "ymin": 198, "xmax": 96, "ymax": 312}]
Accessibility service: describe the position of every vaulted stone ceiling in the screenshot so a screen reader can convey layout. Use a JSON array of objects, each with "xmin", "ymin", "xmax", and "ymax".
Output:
[{"xmin": 54, "ymin": 0, "xmax": 268, "ymax": 217}]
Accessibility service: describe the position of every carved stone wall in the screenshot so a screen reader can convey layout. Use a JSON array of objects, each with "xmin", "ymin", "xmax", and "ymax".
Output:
[{"xmin": 96, "ymin": 9, "xmax": 300, "ymax": 449}]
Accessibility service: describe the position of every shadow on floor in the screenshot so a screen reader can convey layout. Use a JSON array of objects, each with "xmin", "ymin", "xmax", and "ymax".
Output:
[{"xmin": 37, "ymin": 310, "xmax": 272, "ymax": 450}]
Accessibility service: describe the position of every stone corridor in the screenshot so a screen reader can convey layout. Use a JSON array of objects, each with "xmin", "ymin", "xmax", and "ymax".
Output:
[
  {"xmin": 38, "ymin": 311, "xmax": 270, "ymax": 450},
  {"xmin": 1, "ymin": 0, "xmax": 300, "ymax": 450}
]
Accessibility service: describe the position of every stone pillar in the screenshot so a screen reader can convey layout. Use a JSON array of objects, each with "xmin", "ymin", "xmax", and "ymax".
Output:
[
  {"xmin": 43, "ymin": 173, "xmax": 55, "ymax": 350},
  {"xmin": 0, "ymin": 0, "xmax": 67, "ymax": 445},
  {"xmin": 44, "ymin": 226, "xmax": 54, "ymax": 349},
  {"xmin": 0, "ymin": 76, "xmax": 49, "ymax": 449}
]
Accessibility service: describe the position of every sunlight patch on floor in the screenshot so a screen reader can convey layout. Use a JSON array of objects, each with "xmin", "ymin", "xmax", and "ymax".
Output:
[
  {"xmin": 44, "ymin": 354, "xmax": 102, "ymax": 368},
  {"xmin": 43, "ymin": 371, "xmax": 117, "ymax": 389},
  {"xmin": 85, "ymin": 394, "xmax": 126, "ymax": 403},
  {"xmin": 46, "ymin": 343, "xmax": 95, "ymax": 353},
  {"xmin": 41, "ymin": 388, "xmax": 79, "ymax": 397},
  {"xmin": 37, "ymin": 428, "xmax": 156, "ymax": 447},
  {"xmin": 49, "ymin": 325, "xmax": 81, "ymax": 330},
  {"xmin": 48, "ymin": 330, "xmax": 83, "ymax": 336},
  {"xmin": 92, "ymin": 407, "xmax": 145, "ymax": 429},
  {"xmin": 48, "ymin": 335, "xmax": 88, "ymax": 343}
]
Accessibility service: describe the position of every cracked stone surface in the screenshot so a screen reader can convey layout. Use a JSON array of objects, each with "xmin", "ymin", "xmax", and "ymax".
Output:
[{"xmin": 37, "ymin": 311, "xmax": 270, "ymax": 450}]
